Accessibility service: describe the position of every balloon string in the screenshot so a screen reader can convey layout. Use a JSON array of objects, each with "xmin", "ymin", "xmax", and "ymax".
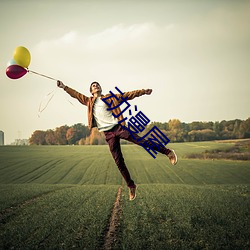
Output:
[
  {"xmin": 28, "ymin": 69, "xmax": 58, "ymax": 81},
  {"xmin": 67, "ymin": 99, "xmax": 75, "ymax": 106},
  {"xmin": 38, "ymin": 88, "xmax": 58, "ymax": 118}
]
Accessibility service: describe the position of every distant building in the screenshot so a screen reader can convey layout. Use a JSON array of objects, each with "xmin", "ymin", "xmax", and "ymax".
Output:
[{"xmin": 0, "ymin": 131, "xmax": 4, "ymax": 145}]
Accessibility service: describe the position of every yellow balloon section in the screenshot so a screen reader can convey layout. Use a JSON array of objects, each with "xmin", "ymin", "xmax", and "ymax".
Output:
[{"xmin": 13, "ymin": 46, "xmax": 31, "ymax": 68}]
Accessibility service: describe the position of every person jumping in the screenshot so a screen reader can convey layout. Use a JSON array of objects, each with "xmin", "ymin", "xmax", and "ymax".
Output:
[{"xmin": 57, "ymin": 81, "xmax": 177, "ymax": 201}]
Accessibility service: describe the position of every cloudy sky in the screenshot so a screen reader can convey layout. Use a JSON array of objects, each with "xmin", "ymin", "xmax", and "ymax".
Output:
[{"xmin": 0, "ymin": 0, "xmax": 249, "ymax": 144}]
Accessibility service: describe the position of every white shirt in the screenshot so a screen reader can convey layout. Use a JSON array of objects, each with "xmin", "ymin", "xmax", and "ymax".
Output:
[{"xmin": 93, "ymin": 97, "xmax": 118, "ymax": 132}]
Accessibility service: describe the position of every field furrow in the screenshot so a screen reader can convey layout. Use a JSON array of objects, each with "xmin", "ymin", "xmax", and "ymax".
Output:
[
  {"xmin": 0, "ymin": 185, "xmax": 75, "ymax": 224},
  {"xmin": 0, "ymin": 185, "xmax": 119, "ymax": 249},
  {"xmin": 119, "ymin": 184, "xmax": 250, "ymax": 249},
  {"xmin": 0, "ymin": 142, "xmax": 249, "ymax": 249},
  {"xmin": 103, "ymin": 186, "xmax": 123, "ymax": 250}
]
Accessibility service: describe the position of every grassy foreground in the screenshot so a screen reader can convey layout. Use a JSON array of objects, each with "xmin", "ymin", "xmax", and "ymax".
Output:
[
  {"xmin": 121, "ymin": 184, "xmax": 249, "ymax": 249},
  {"xmin": 0, "ymin": 184, "xmax": 118, "ymax": 249},
  {"xmin": 0, "ymin": 141, "xmax": 249, "ymax": 249}
]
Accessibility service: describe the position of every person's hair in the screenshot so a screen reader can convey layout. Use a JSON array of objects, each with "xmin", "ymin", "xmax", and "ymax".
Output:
[{"xmin": 89, "ymin": 82, "xmax": 101, "ymax": 93}]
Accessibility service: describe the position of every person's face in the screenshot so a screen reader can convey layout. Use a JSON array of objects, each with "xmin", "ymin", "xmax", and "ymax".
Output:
[{"xmin": 91, "ymin": 82, "xmax": 102, "ymax": 95}]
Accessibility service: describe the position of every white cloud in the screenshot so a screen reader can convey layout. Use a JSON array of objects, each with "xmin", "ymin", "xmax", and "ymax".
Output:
[
  {"xmin": 86, "ymin": 23, "xmax": 153, "ymax": 50},
  {"xmin": 1, "ymin": 1, "xmax": 250, "ymax": 145},
  {"xmin": 32, "ymin": 23, "xmax": 158, "ymax": 63},
  {"xmin": 59, "ymin": 31, "xmax": 78, "ymax": 44},
  {"xmin": 30, "ymin": 23, "xmax": 163, "ymax": 82}
]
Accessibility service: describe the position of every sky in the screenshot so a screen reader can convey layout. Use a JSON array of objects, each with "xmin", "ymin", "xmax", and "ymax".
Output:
[{"xmin": 0, "ymin": 0, "xmax": 249, "ymax": 144}]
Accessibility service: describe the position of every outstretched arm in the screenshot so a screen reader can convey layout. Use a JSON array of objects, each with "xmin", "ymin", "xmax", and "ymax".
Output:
[
  {"xmin": 57, "ymin": 80, "xmax": 66, "ymax": 89},
  {"xmin": 57, "ymin": 80, "xmax": 89, "ymax": 105},
  {"xmin": 119, "ymin": 88, "xmax": 153, "ymax": 101},
  {"xmin": 145, "ymin": 89, "xmax": 153, "ymax": 95}
]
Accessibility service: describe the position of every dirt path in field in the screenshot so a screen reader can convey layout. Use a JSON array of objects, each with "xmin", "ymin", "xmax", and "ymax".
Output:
[{"xmin": 103, "ymin": 186, "xmax": 123, "ymax": 250}]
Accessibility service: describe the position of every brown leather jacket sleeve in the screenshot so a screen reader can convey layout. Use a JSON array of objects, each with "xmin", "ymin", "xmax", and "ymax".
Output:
[
  {"xmin": 64, "ymin": 86, "xmax": 89, "ymax": 106},
  {"xmin": 116, "ymin": 89, "xmax": 146, "ymax": 102}
]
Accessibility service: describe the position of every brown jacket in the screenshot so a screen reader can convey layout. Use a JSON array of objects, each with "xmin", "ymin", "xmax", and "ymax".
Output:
[{"xmin": 64, "ymin": 86, "xmax": 147, "ymax": 130}]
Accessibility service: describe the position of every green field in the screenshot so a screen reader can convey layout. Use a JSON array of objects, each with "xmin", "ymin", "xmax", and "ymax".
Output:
[{"xmin": 0, "ymin": 141, "xmax": 249, "ymax": 249}]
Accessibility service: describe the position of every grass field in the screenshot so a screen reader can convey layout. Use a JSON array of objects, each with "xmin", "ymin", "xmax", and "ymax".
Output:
[{"xmin": 0, "ymin": 141, "xmax": 249, "ymax": 249}]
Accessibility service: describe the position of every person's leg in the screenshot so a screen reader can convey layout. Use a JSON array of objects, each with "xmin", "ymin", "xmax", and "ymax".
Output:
[
  {"xmin": 104, "ymin": 129, "xmax": 135, "ymax": 188},
  {"xmin": 116, "ymin": 125, "xmax": 177, "ymax": 164},
  {"xmin": 116, "ymin": 125, "xmax": 171, "ymax": 155}
]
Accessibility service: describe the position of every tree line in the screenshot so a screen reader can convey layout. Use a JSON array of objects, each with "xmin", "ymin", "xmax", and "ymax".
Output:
[{"xmin": 29, "ymin": 118, "xmax": 250, "ymax": 145}]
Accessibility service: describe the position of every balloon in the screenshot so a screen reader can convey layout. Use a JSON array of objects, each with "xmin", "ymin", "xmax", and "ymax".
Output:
[
  {"xmin": 13, "ymin": 46, "xmax": 31, "ymax": 68},
  {"xmin": 6, "ymin": 65, "xmax": 27, "ymax": 79},
  {"xmin": 7, "ymin": 58, "xmax": 17, "ymax": 67}
]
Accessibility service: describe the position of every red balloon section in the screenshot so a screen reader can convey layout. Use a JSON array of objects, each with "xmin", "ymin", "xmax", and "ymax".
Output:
[{"xmin": 6, "ymin": 65, "xmax": 27, "ymax": 79}]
